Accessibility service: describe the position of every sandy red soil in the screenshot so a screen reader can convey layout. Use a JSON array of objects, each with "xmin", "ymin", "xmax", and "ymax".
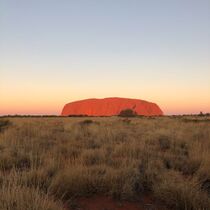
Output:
[{"xmin": 68, "ymin": 195, "xmax": 167, "ymax": 210}]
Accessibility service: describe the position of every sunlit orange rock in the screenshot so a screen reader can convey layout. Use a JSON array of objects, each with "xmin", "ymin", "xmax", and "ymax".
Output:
[{"xmin": 61, "ymin": 97, "xmax": 163, "ymax": 116}]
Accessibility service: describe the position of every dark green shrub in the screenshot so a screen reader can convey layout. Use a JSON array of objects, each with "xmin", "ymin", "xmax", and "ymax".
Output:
[
  {"xmin": 79, "ymin": 119, "xmax": 94, "ymax": 125},
  {"xmin": 0, "ymin": 120, "xmax": 11, "ymax": 132},
  {"xmin": 118, "ymin": 109, "xmax": 137, "ymax": 117},
  {"xmin": 158, "ymin": 135, "xmax": 170, "ymax": 150}
]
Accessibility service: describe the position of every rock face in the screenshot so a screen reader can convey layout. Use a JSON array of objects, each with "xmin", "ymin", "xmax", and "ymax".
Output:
[{"xmin": 61, "ymin": 97, "xmax": 163, "ymax": 116}]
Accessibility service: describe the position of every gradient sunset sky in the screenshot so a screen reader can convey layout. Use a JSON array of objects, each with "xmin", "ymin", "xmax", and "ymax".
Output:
[{"xmin": 1, "ymin": 0, "xmax": 210, "ymax": 115}]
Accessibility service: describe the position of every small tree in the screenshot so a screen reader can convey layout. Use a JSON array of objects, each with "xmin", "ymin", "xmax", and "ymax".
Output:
[{"xmin": 118, "ymin": 109, "xmax": 137, "ymax": 117}]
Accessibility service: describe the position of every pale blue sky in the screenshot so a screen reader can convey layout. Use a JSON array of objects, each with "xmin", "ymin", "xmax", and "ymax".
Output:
[{"xmin": 0, "ymin": 0, "xmax": 210, "ymax": 115}]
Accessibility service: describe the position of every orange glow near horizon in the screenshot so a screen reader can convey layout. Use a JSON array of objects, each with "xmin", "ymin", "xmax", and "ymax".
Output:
[
  {"xmin": 1, "ymin": 63, "xmax": 209, "ymax": 116},
  {"xmin": 1, "ymin": 53, "xmax": 209, "ymax": 116},
  {"xmin": 1, "ymin": 94, "xmax": 210, "ymax": 116},
  {"xmin": 1, "ymin": 77, "xmax": 210, "ymax": 115}
]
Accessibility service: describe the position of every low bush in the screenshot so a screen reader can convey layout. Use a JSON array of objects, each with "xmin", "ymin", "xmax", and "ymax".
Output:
[
  {"xmin": 0, "ymin": 119, "xmax": 11, "ymax": 132},
  {"xmin": 153, "ymin": 171, "xmax": 210, "ymax": 210},
  {"xmin": 118, "ymin": 109, "xmax": 137, "ymax": 117},
  {"xmin": 0, "ymin": 185, "xmax": 63, "ymax": 210}
]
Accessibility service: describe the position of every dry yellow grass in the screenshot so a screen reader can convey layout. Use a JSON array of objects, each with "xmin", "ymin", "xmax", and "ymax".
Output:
[{"xmin": 0, "ymin": 116, "xmax": 210, "ymax": 210}]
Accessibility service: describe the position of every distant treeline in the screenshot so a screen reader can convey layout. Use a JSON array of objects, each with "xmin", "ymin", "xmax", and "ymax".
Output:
[
  {"xmin": 0, "ymin": 115, "xmax": 62, "ymax": 118},
  {"xmin": 0, "ymin": 112, "xmax": 209, "ymax": 118},
  {"xmin": 170, "ymin": 113, "xmax": 210, "ymax": 117}
]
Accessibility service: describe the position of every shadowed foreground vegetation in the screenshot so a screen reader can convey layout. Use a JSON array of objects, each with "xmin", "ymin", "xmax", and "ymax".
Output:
[{"xmin": 0, "ymin": 116, "xmax": 210, "ymax": 209}]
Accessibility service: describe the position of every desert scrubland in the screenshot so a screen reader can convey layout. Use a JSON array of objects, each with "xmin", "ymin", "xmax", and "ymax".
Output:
[{"xmin": 0, "ymin": 116, "xmax": 210, "ymax": 210}]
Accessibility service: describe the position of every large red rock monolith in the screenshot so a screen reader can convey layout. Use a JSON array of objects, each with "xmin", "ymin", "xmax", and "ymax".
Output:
[{"xmin": 61, "ymin": 97, "xmax": 163, "ymax": 116}]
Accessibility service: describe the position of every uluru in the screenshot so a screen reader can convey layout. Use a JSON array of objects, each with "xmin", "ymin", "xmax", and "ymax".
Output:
[{"xmin": 61, "ymin": 97, "xmax": 163, "ymax": 116}]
